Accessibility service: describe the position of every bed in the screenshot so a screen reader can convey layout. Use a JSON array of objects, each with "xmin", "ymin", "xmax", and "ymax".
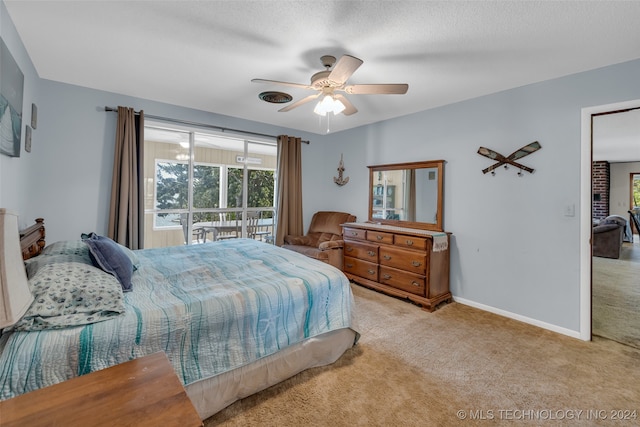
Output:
[{"xmin": 0, "ymin": 211, "xmax": 358, "ymax": 419}]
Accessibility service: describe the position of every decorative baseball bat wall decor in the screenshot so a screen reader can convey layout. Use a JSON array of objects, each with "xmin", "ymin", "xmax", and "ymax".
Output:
[{"xmin": 477, "ymin": 141, "xmax": 541, "ymax": 176}]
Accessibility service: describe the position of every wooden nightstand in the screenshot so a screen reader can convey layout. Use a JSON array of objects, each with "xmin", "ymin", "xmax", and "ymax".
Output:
[{"xmin": 0, "ymin": 352, "xmax": 203, "ymax": 427}]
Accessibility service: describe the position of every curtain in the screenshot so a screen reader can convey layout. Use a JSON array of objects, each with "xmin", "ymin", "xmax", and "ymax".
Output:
[
  {"xmin": 275, "ymin": 135, "xmax": 303, "ymax": 246},
  {"xmin": 107, "ymin": 106, "xmax": 144, "ymax": 249}
]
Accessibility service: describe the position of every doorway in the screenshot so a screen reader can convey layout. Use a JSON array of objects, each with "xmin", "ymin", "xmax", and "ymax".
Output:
[{"xmin": 580, "ymin": 100, "xmax": 640, "ymax": 344}]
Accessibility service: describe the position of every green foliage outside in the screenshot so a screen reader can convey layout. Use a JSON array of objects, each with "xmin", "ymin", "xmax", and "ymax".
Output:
[
  {"xmin": 227, "ymin": 168, "xmax": 275, "ymax": 219},
  {"xmin": 156, "ymin": 162, "xmax": 274, "ymax": 223}
]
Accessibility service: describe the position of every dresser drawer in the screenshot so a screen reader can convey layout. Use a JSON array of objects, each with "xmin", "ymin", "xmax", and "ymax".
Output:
[
  {"xmin": 343, "ymin": 227, "xmax": 366, "ymax": 240},
  {"xmin": 366, "ymin": 230, "xmax": 394, "ymax": 245},
  {"xmin": 379, "ymin": 246, "xmax": 427, "ymax": 275},
  {"xmin": 394, "ymin": 235, "xmax": 428, "ymax": 251},
  {"xmin": 344, "ymin": 240, "xmax": 378, "ymax": 262},
  {"xmin": 344, "ymin": 256, "xmax": 379, "ymax": 281},
  {"xmin": 379, "ymin": 266, "xmax": 425, "ymax": 296}
]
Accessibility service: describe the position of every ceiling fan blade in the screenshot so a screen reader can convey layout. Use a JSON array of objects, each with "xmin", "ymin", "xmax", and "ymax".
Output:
[
  {"xmin": 343, "ymin": 84, "xmax": 409, "ymax": 95},
  {"xmin": 278, "ymin": 93, "xmax": 321, "ymax": 112},
  {"xmin": 251, "ymin": 78, "xmax": 312, "ymax": 90},
  {"xmin": 334, "ymin": 94, "xmax": 358, "ymax": 116},
  {"xmin": 328, "ymin": 55, "xmax": 363, "ymax": 85}
]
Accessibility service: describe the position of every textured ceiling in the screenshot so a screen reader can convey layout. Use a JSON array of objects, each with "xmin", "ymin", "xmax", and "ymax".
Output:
[{"xmin": 5, "ymin": 1, "xmax": 640, "ymax": 138}]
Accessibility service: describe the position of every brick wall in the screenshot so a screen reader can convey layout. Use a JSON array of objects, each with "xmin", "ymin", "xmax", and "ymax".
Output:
[{"xmin": 592, "ymin": 161, "xmax": 609, "ymax": 221}]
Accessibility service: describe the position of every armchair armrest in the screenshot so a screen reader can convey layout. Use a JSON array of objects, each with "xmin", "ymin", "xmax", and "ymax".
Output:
[
  {"xmin": 593, "ymin": 224, "xmax": 620, "ymax": 234},
  {"xmin": 284, "ymin": 235, "xmax": 312, "ymax": 245},
  {"xmin": 318, "ymin": 240, "xmax": 344, "ymax": 250}
]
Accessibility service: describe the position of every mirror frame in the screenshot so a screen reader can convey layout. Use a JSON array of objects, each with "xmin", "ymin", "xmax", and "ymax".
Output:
[{"xmin": 367, "ymin": 160, "xmax": 445, "ymax": 232}]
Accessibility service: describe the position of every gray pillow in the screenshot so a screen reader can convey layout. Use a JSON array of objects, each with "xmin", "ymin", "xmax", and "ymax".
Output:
[
  {"xmin": 43, "ymin": 239, "xmax": 140, "ymax": 271},
  {"xmin": 25, "ymin": 253, "xmax": 92, "ymax": 279},
  {"xmin": 13, "ymin": 261, "xmax": 125, "ymax": 331},
  {"xmin": 83, "ymin": 233, "xmax": 134, "ymax": 292}
]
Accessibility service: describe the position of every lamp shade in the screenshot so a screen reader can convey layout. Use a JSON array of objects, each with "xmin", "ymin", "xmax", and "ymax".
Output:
[{"xmin": 0, "ymin": 209, "xmax": 33, "ymax": 329}]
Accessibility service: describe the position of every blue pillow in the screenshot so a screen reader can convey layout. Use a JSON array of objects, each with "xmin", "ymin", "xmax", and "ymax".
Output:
[
  {"xmin": 80, "ymin": 234, "xmax": 140, "ymax": 271},
  {"xmin": 83, "ymin": 233, "xmax": 133, "ymax": 292}
]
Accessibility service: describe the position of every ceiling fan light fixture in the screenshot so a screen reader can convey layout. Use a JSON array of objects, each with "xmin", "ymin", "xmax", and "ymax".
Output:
[
  {"xmin": 253, "ymin": 54, "xmax": 406, "ymax": 119},
  {"xmin": 314, "ymin": 94, "xmax": 345, "ymax": 116},
  {"xmin": 332, "ymin": 98, "xmax": 346, "ymax": 115}
]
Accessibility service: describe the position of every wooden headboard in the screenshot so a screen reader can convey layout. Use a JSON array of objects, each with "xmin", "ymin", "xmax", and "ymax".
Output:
[{"xmin": 19, "ymin": 218, "xmax": 45, "ymax": 260}]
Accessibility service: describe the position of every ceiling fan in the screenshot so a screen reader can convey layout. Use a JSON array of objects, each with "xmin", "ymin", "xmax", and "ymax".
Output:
[{"xmin": 252, "ymin": 55, "xmax": 408, "ymax": 116}]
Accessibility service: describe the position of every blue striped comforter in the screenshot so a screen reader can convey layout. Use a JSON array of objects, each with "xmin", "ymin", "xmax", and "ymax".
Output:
[{"xmin": 0, "ymin": 239, "xmax": 356, "ymax": 400}]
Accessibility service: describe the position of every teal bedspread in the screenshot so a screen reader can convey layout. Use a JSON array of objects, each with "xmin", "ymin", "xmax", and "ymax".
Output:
[{"xmin": 0, "ymin": 239, "xmax": 356, "ymax": 400}]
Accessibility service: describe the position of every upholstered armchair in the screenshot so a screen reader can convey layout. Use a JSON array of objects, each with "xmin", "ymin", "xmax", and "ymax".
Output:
[
  {"xmin": 593, "ymin": 215, "xmax": 627, "ymax": 259},
  {"xmin": 283, "ymin": 211, "xmax": 356, "ymax": 270}
]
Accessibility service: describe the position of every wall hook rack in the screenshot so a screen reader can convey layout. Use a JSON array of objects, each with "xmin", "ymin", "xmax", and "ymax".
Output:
[{"xmin": 478, "ymin": 141, "xmax": 541, "ymax": 175}]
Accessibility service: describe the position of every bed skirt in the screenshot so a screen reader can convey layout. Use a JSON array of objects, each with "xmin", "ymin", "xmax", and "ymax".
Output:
[{"xmin": 186, "ymin": 328, "xmax": 357, "ymax": 419}]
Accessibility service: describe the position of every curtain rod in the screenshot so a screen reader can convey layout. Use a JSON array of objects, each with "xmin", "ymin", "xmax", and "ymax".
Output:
[{"xmin": 104, "ymin": 106, "xmax": 309, "ymax": 144}]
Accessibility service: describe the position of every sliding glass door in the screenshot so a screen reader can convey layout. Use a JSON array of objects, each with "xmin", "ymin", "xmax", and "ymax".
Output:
[{"xmin": 143, "ymin": 124, "xmax": 277, "ymax": 248}]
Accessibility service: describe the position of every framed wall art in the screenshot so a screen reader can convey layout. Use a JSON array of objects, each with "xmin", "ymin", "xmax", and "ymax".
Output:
[
  {"xmin": 31, "ymin": 103, "xmax": 37, "ymax": 129},
  {"xmin": 0, "ymin": 37, "xmax": 24, "ymax": 157},
  {"xmin": 25, "ymin": 125, "xmax": 32, "ymax": 153}
]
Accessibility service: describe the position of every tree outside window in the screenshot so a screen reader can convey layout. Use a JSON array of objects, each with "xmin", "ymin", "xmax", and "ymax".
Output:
[
  {"xmin": 155, "ymin": 162, "xmax": 221, "ymax": 223},
  {"xmin": 227, "ymin": 168, "xmax": 275, "ymax": 219},
  {"xmin": 155, "ymin": 162, "xmax": 273, "ymax": 225}
]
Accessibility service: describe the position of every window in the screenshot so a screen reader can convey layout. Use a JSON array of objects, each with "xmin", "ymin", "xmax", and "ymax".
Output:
[
  {"xmin": 153, "ymin": 161, "xmax": 222, "ymax": 228},
  {"xmin": 226, "ymin": 167, "xmax": 275, "ymax": 218},
  {"xmin": 633, "ymin": 173, "xmax": 640, "ymax": 208},
  {"xmin": 144, "ymin": 125, "xmax": 277, "ymax": 248}
]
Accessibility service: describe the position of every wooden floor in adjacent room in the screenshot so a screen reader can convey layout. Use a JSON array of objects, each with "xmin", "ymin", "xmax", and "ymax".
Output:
[{"xmin": 592, "ymin": 237, "xmax": 640, "ymax": 349}]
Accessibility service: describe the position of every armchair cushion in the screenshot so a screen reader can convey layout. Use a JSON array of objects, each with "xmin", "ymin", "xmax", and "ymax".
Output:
[
  {"xmin": 282, "ymin": 211, "xmax": 356, "ymax": 270},
  {"xmin": 283, "ymin": 235, "xmax": 312, "ymax": 246}
]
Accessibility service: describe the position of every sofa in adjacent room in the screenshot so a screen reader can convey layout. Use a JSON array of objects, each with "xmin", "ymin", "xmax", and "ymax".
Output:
[{"xmin": 593, "ymin": 215, "xmax": 627, "ymax": 259}]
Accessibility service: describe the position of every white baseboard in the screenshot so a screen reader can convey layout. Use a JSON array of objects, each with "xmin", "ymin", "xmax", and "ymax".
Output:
[{"xmin": 452, "ymin": 296, "xmax": 584, "ymax": 340}]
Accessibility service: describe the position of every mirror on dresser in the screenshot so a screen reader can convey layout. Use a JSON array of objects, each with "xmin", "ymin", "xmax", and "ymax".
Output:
[{"xmin": 368, "ymin": 160, "xmax": 444, "ymax": 232}]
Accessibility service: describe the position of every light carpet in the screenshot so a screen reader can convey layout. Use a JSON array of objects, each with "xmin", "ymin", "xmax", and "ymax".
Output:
[{"xmin": 205, "ymin": 284, "xmax": 640, "ymax": 426}]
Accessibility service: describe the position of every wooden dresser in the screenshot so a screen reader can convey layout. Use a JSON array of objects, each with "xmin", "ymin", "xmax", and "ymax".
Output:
[{"xmin": 342, "ymin": 222, "xmax": 451, "ymax": 311}]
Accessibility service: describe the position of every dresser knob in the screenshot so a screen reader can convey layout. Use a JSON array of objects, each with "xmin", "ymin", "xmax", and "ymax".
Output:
[
  {"xmin": 406, "ymin": 240, "xmax": 414, "ymax": 246},
  {"xmin": 367, "ymin": 251, "xmax": 375, "ymax": 257},
  {"xmin": 411, "ymin": 281, "xmax": 420, "ymax": 287},
  {"xmin": 376, "ymin": 235, "xmax": 383, "ymax": 240},
  {"xmin": 346, "ymin": 247, "xmax": 353, "ymax": 252},
  {"xmin": 351, "ymin": 231, "xmax": 357, "ymax": 236},
  {"xmin": 383, "ymin": 274, "xmax": 391, "ymax": 280},
  {"xmin": 411, "ymin": 261, "xmax": 422, "ymax": 267},
  {"xmin": 346, "ymin": 263, "xmax": 353, "ymax": 268},
  {"xmin": 367, "ymin": 269, "xmax": 375, "ymax": 275},
  {"xmin": 383, "ymin": 255, "xmax": 391, "ymax": 260}
]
